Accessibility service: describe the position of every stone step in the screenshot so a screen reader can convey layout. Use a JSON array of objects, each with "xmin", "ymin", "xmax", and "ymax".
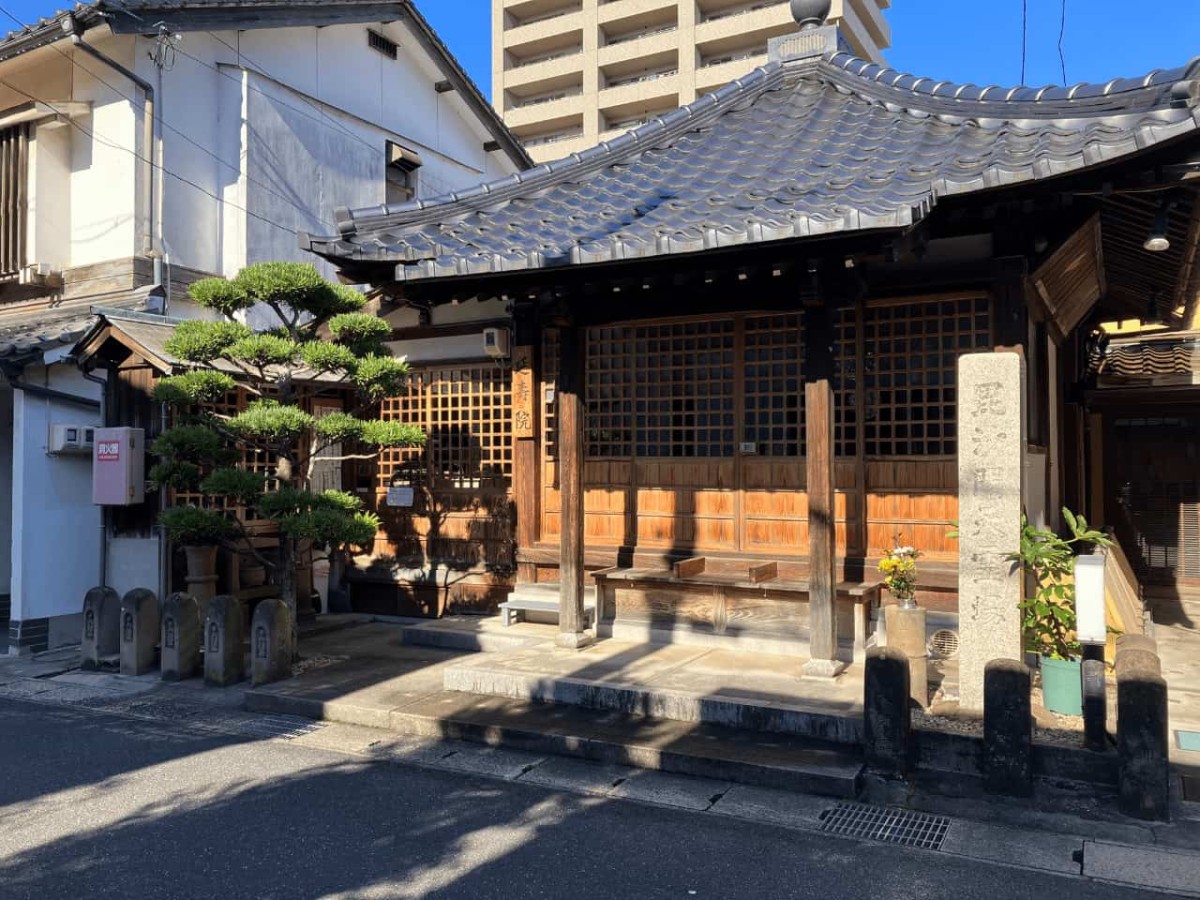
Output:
[
  {"xmin": 379, "ymin": 692, "xmax": 864, "ymax": 799},
  {"xmin": 507, "ymin": 582, "xmax": 598, "ymax": 604},
  {"xmin": 442, "ymin": 657, "xmax": 865, "ymax": 745},
  {"xmin": 372, "ymin": 616, "xmax": 549, "ymax": 653}
]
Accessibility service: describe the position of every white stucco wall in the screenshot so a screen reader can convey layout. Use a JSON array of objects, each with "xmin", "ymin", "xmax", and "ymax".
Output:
[{"xmin": 9, "ymin": 364, "xmax": 102, "ymax": 626}]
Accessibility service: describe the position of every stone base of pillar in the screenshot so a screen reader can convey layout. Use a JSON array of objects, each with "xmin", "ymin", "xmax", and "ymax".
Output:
[
  {"xmin": 803, "ymin": 657, "xmax": 847, "ymax": 680},
  {"xmin": 555, "ymin": 631, "xmax": 594, "ymax": 651}
]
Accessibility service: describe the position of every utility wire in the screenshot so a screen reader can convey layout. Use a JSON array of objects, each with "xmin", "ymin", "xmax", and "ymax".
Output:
[
  {"xmin": 1021, "ymin": 0, "xmax": 1028, "ymax": 84},
  {"xmin": 0, "ymin": 4, "xmax": 328, "ymax": 226},
  {"xmin": 1058, "ymin": 0, "xmax": 1069, "ymax": 85},
  {"xmin": 0, "ymin": 74, "xmax": 305, "ymax": 240}
]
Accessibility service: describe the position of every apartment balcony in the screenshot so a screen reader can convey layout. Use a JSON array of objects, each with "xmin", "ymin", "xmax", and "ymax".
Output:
[
  {"xmin": 597, "ymin": 26, "xmax": 680, "ymax": 69},
  {"xmin": 598, "ymin": 72, "xmax": 680, "ymax": 112},
  {"xmin": 694, "ymin": 53, "xmax": 769, "ymax": 95},
  {"xmin": 503, "ymin": 50, "xmax": 585, "ymax": 91},
  {"xmin": 504, "ymin": 92, "xmax": 586, "ymax": 130},
  {"xmin": 502, "ymin": 9, "xmax": 585, "ymax": 50},
  {"xmin": 597, "ymin": 0, "xmax": 677, "ymax": 26},
  {"xmin": 523, "ymin": 132, "xmax": 593, "ymax": 164},
  {"xmin": 694, "ymin": 3, "xmax": 794, "ymax": 44}
]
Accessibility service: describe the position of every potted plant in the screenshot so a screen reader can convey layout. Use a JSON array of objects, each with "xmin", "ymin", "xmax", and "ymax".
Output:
[
  {"xmin": 878, "ymin": 539, "xmax": 921, "ymax": 609},
  {"xmin": 158, "ymin": 506, "xmax": 237, "ymax": 603},
  {"xmin": 1009, "ymin": 508, "xmax": 1111, "ymax": 716}
]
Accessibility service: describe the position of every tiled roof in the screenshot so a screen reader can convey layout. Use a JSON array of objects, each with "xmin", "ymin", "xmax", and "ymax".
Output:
[
  {"xmin": 306, "ymin": 44, "xmax": 1200, "ymax": 282},
  {"xmin": 0, "ymin": 290, "xmax": 157, "ymax": 360}
]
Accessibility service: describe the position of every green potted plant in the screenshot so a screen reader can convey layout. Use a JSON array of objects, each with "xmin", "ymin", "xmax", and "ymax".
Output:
[{"xmin": 1008, "ymin": 508, "xmax": 1111, "ymax": 716}]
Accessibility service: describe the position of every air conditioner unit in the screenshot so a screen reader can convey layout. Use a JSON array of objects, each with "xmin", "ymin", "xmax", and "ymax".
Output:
[
  {"xmin": 49, "ymin": 423, "xmax": 96, "ymax": 456},
  {"xmin": 483, "ymin": 327, "xmax": 511, "ymax": 359}
]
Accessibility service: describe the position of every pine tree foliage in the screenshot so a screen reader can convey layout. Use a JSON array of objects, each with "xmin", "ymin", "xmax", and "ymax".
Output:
[{"xmin": 153, "ymin": 262, "xmax": 426, "ymax": 618}]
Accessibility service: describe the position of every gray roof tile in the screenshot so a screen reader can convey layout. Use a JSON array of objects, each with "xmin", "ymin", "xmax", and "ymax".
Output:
[{"xmin": 308, "ymin": 50, "xmax": 1200, "ymax": 283}]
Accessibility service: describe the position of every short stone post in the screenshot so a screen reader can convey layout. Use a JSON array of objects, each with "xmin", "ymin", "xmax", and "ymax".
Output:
[
  {"xmin": 884, "ymin": 605, "xmax": 928, "ymax": 708},
  {"xmin": 80, "ymin": 586, "xmax": 120, "ymax": 671},
  {"xmin": 204, "ymin": 595, "xmax": 245, "ymax": 688},
  {"xmin": 864, "ymin": 647, "xmax": 913, "ymax": 778},
  {"xmin": 1117, "ymin": 650, "xmax": 1170, "ymax": 821},
  {"xmin": 1081, "ymin": 654, "xmax": 1108, "ymax": 753},
  {"xmin": 160, "ymin": 593, "xmax": 202, "ymax": 682},
  {"xmin": 956, "ymin": 352, "xmax": 1026, "ymax": 712},
  {"xmin": 983, "ymin": 659, "xmax": 1033, "ymax": 797},
  {"xmin": 250, "ymin": 598, "xmax": 293, "ymax": 687},
  {"xmin": 119, "ymin": 588, "xmax": 160, "ymax": 677}
]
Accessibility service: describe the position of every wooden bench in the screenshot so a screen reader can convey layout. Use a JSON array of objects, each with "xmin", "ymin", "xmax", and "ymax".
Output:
[
  {"xmin": 499, "ymin": 596, "xmax": 596, "ymax": 628},
  {"xmin": 592, "ymin": 557, "xmax": 882, "ymax": 660}
]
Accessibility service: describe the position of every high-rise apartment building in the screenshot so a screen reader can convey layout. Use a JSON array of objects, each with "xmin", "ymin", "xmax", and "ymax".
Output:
[{"xmin": 493, "ymin": 0, "xmax": 890, "ymax": 162}]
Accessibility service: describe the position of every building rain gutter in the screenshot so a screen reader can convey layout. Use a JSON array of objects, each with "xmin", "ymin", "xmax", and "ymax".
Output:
[{"xmin": 62, "ymin": 14, "xmax": 155, "ymax": 257}]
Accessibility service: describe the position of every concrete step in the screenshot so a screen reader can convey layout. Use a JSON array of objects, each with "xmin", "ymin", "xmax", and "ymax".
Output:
[
  {"xmin": 442, "ymin": 656, "xmax": 865, "ymax": 745},
  {"xmin": 374, "ymin": 692, "xmax": 863, "ymax": 799},
  {"xmin": 372, "ymin": 616, "xmax": 549, "ymax": 653}
]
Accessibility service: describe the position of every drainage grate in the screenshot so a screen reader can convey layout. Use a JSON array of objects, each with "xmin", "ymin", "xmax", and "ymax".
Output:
[
  {"xmin": 820, "ymin": 803, "xmax": 951, "ymax": 851},
  {"xmin": 928, "ymin": 629, "xmax": 959, "ymax": 660}
]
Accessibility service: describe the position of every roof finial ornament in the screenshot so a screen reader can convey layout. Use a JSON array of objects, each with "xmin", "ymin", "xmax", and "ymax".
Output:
[{"xmin": 790, "ymin": 0, "xmax": 832, "ymax": 30}]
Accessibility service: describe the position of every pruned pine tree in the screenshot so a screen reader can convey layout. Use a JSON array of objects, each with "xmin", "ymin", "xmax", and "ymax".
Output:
[{"xmin": 150, "ymin": 262, "xmax": 424, "ymax": 647}]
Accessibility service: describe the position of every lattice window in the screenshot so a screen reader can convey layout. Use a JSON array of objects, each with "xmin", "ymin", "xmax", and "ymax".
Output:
[
  {"xmin": 744, "ymin": 313, "xmax": 802, "ymax": 457},
  {"xmin": 586, "ymin": 325, "xmax": 635, "ymax": 457},
  {"xmin": 581, "ymin": 320, "xmax": 736, "ymax": 458},
  {"xmin": 834, "ymin": 306, "xmax": 858, "ymax": 458},
  {"xmin": 378, "ymin": 364, "xmax": 513, "ymax": 490},
  {"xmin": 170, "ymin": 387, "xmax": 277, "ymax": 513},
  {"xmin": 863, "ymin": 297, "xmax": 991, "ymax": 456},
  {"xmin": 0, "ymin": 123, "xmax": 28, "ymax": 278}
]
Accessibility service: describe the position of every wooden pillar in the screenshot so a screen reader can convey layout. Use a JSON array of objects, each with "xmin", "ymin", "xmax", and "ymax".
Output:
[
  {"xmin": 803, "ymin": 303, "xmax": 844, "ymax": 678},
  {"xmin": 556, "ymin": 322, "xmax": 591, "ymax": 649},
  {"xmin": 512, "ymin": 306, "xmax": 540, "ymax": 585}
]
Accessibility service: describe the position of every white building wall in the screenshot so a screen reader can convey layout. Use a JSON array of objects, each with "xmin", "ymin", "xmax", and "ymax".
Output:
[{"xmin": 9, "ymin": 364, "xmax": 102, "ymax": 645}]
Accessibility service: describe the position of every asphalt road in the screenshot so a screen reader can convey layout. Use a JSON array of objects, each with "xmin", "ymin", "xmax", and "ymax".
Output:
[{"xmin": 0, "ymin": 697, "xmax": 1162, "ymax": 900}]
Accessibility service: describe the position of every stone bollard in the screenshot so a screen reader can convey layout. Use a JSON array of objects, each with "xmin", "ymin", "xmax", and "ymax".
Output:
[
  {"xmin": 81, "ymin": 586, "xmax": 121, "ymax": 671},
  {"xmin": 119, "ymin": 589, "xmax": 160, "ymax": 677},
  {"xmin": 884, "ymin": 605, "xmax": 928, "ymax": 708},
  {"xmin": 983, "ymin": 659, "xmax": 1033, "ymax": 797},
  {"xmin": 864, "ymin": 646, "xmax": 913, "ymax": 778},
  {"xmin": 204, "ymin": 595, "xmax": 245, "ymax": 688},
  {"xmin": 1117, "ymin": 651, "xmax": 1171, "ymax": 822},
  {"xmin": 160, "ymin": 593, "xmax": 202, "ymax": 682},
  {"xmin": 250, "ymin": 598, "xmax": 293, "ymax": 687}
]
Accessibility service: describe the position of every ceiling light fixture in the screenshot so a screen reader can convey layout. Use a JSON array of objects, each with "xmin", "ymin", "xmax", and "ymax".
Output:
[{"xmin": 1144, "ymin": 198, "xmax": 1177, "ymax": 253}]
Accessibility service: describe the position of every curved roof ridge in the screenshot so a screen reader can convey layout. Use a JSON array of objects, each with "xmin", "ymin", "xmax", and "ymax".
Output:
[
  {"xmin": 823, "ymin": 50, "xmax": 1200, "ymax": 114},
  {"xmin": 327, "ymin": 61, "xmax": 791, "ymax": 239}
]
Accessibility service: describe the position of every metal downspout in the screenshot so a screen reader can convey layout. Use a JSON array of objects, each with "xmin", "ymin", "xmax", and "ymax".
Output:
[{"xmin": 62, "ymin": 15, "xmax": 155, "ymax": 257}]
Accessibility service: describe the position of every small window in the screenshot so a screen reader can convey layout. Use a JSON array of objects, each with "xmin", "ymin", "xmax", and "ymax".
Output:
[
  {"xmin": 368, "ymin": 29, "xmax": 398, "ymax": 60},
  {"xmin": 386, "ymin": 141, "xmax": 422, "ymax": 204}
]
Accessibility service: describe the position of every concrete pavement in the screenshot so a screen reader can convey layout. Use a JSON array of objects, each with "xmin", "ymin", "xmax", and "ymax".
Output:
[{"xmin": 0, "ymin": 695, "xmax": 1185, "ymax": 900}]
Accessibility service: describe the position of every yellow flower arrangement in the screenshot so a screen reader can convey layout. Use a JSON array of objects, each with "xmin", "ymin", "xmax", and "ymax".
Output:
[{"xmin": 878, "ymin": 538, "xmax": 921, "ymax": 601}]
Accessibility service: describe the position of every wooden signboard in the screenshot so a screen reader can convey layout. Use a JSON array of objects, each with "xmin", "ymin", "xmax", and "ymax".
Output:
[{"xmin": 512, "ymin": 345, "xmax": 535, "ymax": 439}]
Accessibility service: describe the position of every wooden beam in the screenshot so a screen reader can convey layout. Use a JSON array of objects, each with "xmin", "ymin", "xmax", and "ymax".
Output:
[
  {"xmin": 748, "ymin": 562, "xmax": 778, "ymax": 584},
  {"xmin": 674, "ymin": 557, "xmax": 707, "ymax": 578},
  {"xmin": 1178, "ymin": 192, "xmax": 1200, "ymax": 328},
  {"xmin": 556, "ymin": 323, "xmax": 591, "ymax": 648},
  {"xmin": 512, "ymin": 342, "xmax": 539, "ymax": 584}
]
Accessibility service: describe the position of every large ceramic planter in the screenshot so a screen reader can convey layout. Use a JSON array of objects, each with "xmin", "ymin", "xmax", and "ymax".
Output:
[
  {"xmin": 1041, "ymin": 656, "xmax": 1083, "ymax": 716},
  {"xmin": 184, "ymin": 545, "xmax": 219, "ymax": 604}
]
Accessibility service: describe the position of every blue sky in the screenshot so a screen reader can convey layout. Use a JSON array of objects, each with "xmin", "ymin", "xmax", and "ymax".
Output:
[{"xmin": 3, "ymin": 0, "xmax": 1198, "ymax": 96}]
